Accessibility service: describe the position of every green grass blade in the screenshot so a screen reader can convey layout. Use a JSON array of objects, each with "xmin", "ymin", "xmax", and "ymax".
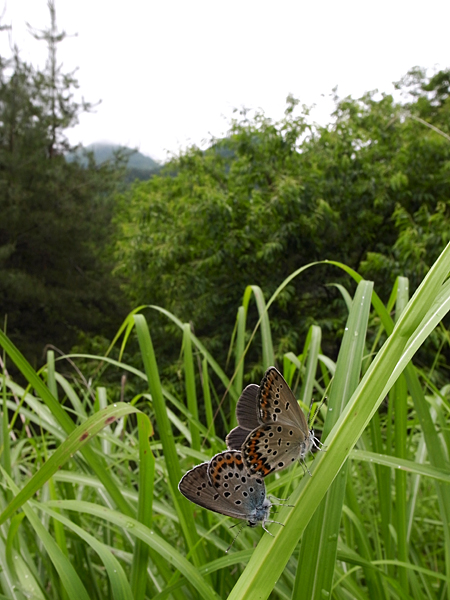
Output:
[
  {"xmin": 133, "ymin": 314, "xmax": 206, "ymax": 568},
  {"xmin": 147, "ymin": 306, "xmax": 238, "ymax": 404},
  {"xmin": 0, "ymin": 402, "xmax": 139, "ymax": 525},
  {"xmin": 227, "ymin": 243, "xmax": 450, "ymax": 600},
  {"xmin": 294, "ymin": 280, "xmax": 375, "ymax": 599},
  {"xmin": 299, "ymin": 324, "xmax": 322, "ymax": 405},
  {"xmin": 350, "ymin": 449, "xmax": 450, "ymax": 482},
  {"xmin": 44, "ymin": 500, "xmax": 222, "ymax": 600},
  {"xmin": 242, "ymin": 285, "xmax": 275, "ymax": 368},
  {"xmin": 2, "ymin": 470, "xmax": 91, "ymax": 600},
  {"xmin": 394, "ymin": 277, "xmax": 410, "ymax": 591},
  {"xmin": 201, "ymin": 357, "xmax": 216, "ymax": 440},
  {"xmin": 182, "ymin": 323, "xmax": 201, "ymax": 452},
  {"xmin": 0, "ymin": 359, "xmax": 11, "ymax": 484},
  {"xmin": 0, "ymin": 330, "xmax": 134, "ymax": 517},
  {"xmin": 37, "ymin": 504, "xmax": 134, "ymax": 600},
  {"xmin": 130, "ymin": 413, "xmax": 155, "ymax": 600}
]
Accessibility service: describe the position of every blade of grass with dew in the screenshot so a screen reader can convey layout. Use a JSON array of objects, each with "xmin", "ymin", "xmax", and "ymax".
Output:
[
  {"xmin": 394, "ymin": 276, "xmax": 410, "ymax": 592},
  {"xmin": 0, "ymin": 402, "xmax": 140, "ymax": 525},
  {"xmin": 350, "ymin": 449, "xmax": 450, "ymax": 482},
  {"xmin": 0, "ymin": 357, "xmax": 11, "ymax": 487},
  {"xmin": 130, "ymin": 413, "xmax": 155, "ymax": 600},
  {"xmin": 182, "ymin": 323, "xmax": 201, "ymax": 452},
  {"xmin": 233, "ymin": 306, "xmax": 246, "ymax": 395},
  {"xmin": 201, "ymin": 357, "xmax": 216, "ymax": 442},
  {"xmin": 227, "ymin": 242, "xmax": 450, "ymax": 600},
  {"xmin": 0, "ymin": 330, "xmax": 135, "ymax": 517},
  {"xmin": 242, "ymin": 285, "xmax": 275, "ymax": 368},
  {"xmin": 294, "ymin": 280, "xmax": 376, "ymax": 599},
  {"xmin": 45, "ymin": 499, "xmax": 222, "ymax": 600},
  {"xmin": 298, "ymin": 324, "xmax": 322, "ymax": 406},
  {"xmin": 45, "ymin": 350, "xmax": 58, "ymax": 399},
  {"xmin": 97, "ymin": 386, "xmax": 112, "ymax": 457},
  {"xmin": 4, "ymin": 512, "xmax": 47, "ymax": 600},
  {"xmin": 133, "ymin": 314, "xmax": 207, "ymax": 569}
]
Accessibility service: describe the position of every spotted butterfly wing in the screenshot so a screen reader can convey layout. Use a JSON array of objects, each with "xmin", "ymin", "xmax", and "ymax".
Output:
[
  {"xmin": 226, "ymin": 384, "xmax": 260, "ymax": 450},
  {"xmin": 257, "ymin": 367, "xmax": 307, "ymax": 428},
  {"xmin": 179, "ymin": 461, "xmax": 246, "ymax": 520},
  {"xmin": 179, "ymin": 451, "xmax": 271, "ymax": 527},
  {"xmin": 242, "ymin": 367, "xmax": 315, "ymax": 476},
  {"xmin": 235, "ymin": 384, "xmax": 260, "ymax": 428}
]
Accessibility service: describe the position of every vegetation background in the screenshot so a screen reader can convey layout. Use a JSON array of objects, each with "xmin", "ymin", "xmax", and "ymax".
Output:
[{"xmin": 1, "ymin": 3, "xmax": 450, "ymax": 599}]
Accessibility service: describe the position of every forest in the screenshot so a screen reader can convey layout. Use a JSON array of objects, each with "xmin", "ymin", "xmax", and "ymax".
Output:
[{"xmin": 0, "ymin": 3, "xmax": 450, "ymax": 600}]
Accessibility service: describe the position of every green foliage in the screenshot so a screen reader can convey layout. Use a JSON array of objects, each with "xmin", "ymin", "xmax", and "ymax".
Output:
[
  {"xmin": 1, "ymin": 246, "xmax": 450, "ymax": 599},
  {"xmin": 0, "ymin": 3, "xmax": 128, "ymax": 366},
  {"xmin": 113, "ymin": 70, "xmax": 450, "ymax": 372}
]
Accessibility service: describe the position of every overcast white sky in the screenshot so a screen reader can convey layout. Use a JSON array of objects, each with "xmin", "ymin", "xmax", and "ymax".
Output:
[{"xmin": 2, "ymin": 1, "xmax": 449, "ymax": 163}]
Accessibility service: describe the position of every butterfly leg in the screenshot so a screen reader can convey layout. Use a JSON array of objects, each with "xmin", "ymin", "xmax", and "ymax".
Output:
[
  {"xmin": 312, "ymin": 436, "xmax": 327, "ymax": 452},
  {"xmin": 300, "ymin": 458, "xmax": 312, "ymax": 477},
  {"xmin": 263, "ymin": 520, "xmax": 284, "ymax": 534}
]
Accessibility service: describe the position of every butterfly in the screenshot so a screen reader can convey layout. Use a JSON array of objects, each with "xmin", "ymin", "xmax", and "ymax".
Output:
[
  {"xmin": 178, "ymin": 450, "xmax": 277, "ymax": 535},
  {"xmin": 228, "ymin": 367, "xmax": 323, "ymax": 476}
]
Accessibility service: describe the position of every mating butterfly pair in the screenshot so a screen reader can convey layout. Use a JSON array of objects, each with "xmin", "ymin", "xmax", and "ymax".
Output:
[
  {"xmin": 226, "ymin": 366, "xmax": 322, "ymax": 475},
  {"xmin": 178, "ymin": 367, "xmax": 323, "ymax": 535}
]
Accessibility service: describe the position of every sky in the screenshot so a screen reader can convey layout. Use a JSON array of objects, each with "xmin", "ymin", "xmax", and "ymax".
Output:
[{"xmin": 2, "ymin": 0, "xmax": 449, "ymax": 163}]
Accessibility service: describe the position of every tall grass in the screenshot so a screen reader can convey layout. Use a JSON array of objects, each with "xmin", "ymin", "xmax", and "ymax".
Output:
[{"xmin": 0, "ymin": 244, "xmax": 450, "ymax": 599}]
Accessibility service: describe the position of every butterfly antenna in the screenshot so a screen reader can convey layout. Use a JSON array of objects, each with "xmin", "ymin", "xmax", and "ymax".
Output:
[
  {"xmin": 225, "ymin": 523, "xmax": 246, "ymax": 553},
  {"xmin": 268, "ymin": 495, "xmax": 291, "ymax": 504}
]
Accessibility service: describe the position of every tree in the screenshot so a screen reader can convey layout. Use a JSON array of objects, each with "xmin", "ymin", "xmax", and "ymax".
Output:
[
  {"xmin": 113, "ymin": 70, "xmax": 450, "ymax": 372},
  {"xmin": 0, "ymin": 2, "xmax": 128, "ymax": 366}
]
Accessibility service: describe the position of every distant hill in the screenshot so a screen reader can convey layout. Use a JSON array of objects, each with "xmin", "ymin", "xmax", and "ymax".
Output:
[{"xmin": 67, "ymin": 143, "xmax": 162, "ymax": 181}]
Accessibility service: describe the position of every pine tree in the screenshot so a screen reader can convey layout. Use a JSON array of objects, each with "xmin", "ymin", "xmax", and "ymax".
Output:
[{"xmin": 0, "ymin": 1, "xmax": 128, "ymax": 365}]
